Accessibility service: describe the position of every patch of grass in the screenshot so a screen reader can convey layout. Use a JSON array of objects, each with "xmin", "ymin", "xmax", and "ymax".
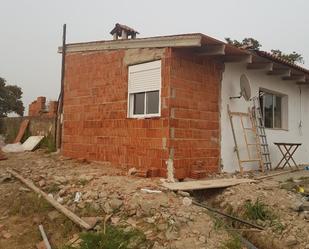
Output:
[
  {"xmin": 61, "ymin": 225, "xmax": 149, "ymax": 249},
  {"xmin": 61, "ymin": 218, "xmax": 77, "ymax": 238},
  {"xmin": 78, "ymin": 179, "xmax": 89, "ymax": 186},
  {"xmin": 220, "ymin": 235, "xmax": 242, "ymax": 249},
  {"xmin": 243, "ymin": 199, "xmax": 275, "ymax": 221},
  {"xmin": 9, "ymin": 192, "xmax": 53, "ymax": 216},
  {"xmin": 21, "ymin": 127, "xmax": 31, "ymax": 143},
  {"xmin": 271, "ymin": 220, "xmax": 285, "ymax": 234},
  {"xmin": 213, "ymin": 215, "xmax": 225, "ymax": 230},
  {"xmin": 41, "ymin": 133, "xmax": 56, "ymax": 152}
]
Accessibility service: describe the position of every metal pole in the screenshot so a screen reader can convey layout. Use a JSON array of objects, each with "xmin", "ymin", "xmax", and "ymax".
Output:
[{"xmin": 56, "ymin": 24, "xmax": 66, "ymax": 149}]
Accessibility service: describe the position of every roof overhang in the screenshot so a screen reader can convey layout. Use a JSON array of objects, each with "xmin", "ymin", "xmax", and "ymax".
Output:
[
  {"xmin": 59, "ymin": 33, "xmax": 309, "ymax": 84},
  {"xmin": 58, "ymin": 34, "xmax": 203, "ymax": 53}
]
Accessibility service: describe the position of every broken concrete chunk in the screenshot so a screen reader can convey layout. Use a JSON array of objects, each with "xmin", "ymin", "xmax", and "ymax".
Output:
[
  {"xmin": 1, "ymin": 231, "xmax": 12, "ymax": 239},
  {"xmin": 58, "ymin": 188, "xmax": 67, "ymax": 197},
  {"xmin": 103, "ymin": 202, "xmax": 113, "ymax": 214},
  {"xmin": 177, "ymin": 190, "xmax": 190, "ymax": 197},
  {"xmin": 81, "ymin": 217, "xmax": 100, "ymax": 228},
  {"xmin": 53, "ymin": 176, "xmax": 67, "ymax": 184},
  {"xmin": 141, "ymin": 188, "xmax": 162, "ymax": 194},
  {"xmin": 182, "ymin": 197, "xmax": 192, "ymax": 206},
  {"xmin": 48, "ymin": 210, "xmax": 60, "ymax": 221},
  {"xmin": 286, "ymin": 235, "xmax": 298, "ymax": 246},
  {"xmin": 74, "ymin": 192, "xmax": 82, "ymax": 203},
  {"xmin": 38, "ymin": 179, "xmax": 46, "ymax": 187},
  {"xmin": 110, "ymin": 198, "xmax": 123, "ymax": 210},
  {"xmin": 0, "ymin": 174, "xmax": 12, "ymax": 184},
  {"xmin": 128, "ymin": 167, "xmax": 137, "ymax": 176},
  {"xmin": 19, "ymin": 187, "xmax": 31, "ymax": 192}
]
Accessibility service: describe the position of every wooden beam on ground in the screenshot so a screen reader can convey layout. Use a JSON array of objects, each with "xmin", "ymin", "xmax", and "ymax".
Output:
[
  {"xmin": 255, "ymin": 168, "xmax": 302, "ymax": 180},
  {"xmin": 247, "ymin": 62, "xmax": 273, "ymax": 70},
  {"xmin": 7, "ymin": 169, "xmax": 92, "ymax": 230},
  {"xmin": 196, "ymin": 44, "xmax": 225, "ymax": 56},
  {"xmin": 162, "ymin": 178, "xmax": 255, "ymax": 191},
  {"xmin": 39, "ymin": 225, "xmax": 52, "ymax": 249},
  {"xmin": 223, "ymin": 54, "xmax": 252, "ymax": 63}
]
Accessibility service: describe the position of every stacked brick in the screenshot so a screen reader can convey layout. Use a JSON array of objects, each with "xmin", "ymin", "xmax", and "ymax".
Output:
[
  {"xmin": 62, "ymin": 47, "xmax": 222, "ymax": 179},
  {"xmin": 28, "ymin": 97, "xmax": 58, "ymax": 118},
  {"xmin": 169, "ymin": 50, "xmax": 222, "ymax": 179}
]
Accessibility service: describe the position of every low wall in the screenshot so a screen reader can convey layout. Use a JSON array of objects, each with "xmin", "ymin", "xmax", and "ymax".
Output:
[{"xmin": 0, "ymin": 116, "xmax": 56, "ymax": 149}]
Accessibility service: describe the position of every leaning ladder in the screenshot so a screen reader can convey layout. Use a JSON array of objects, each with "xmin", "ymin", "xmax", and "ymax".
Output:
[
  {"xmin": 228, "ymin": 105, "xmax": 263, "ymax": 175},
  {"xmin": 251, "ymin": 97, "xmax": 272, "ymax": 170}
]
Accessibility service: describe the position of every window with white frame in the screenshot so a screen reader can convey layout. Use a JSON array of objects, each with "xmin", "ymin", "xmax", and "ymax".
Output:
[
  {"xmin": 259, "ymin": 89, "xmax": 288, "ymax": 129},
  {"xmin": 128, "ymin": 60, "xmax": 161, "ymax": 118}
]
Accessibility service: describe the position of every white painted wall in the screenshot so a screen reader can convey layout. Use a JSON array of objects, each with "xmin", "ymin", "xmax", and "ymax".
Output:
[{"xmin": 221, "ymin": 63, "xmax": 309, "ymax": 172}]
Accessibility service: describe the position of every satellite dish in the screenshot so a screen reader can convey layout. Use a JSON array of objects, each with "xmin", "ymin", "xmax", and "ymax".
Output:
[
  {"xmin": 229, "ymin": 74, "xmax": 251, "ymax": 101},
  {"xmin": 240, "ymin": 74, "xmax": 251, "ymax": 101}
]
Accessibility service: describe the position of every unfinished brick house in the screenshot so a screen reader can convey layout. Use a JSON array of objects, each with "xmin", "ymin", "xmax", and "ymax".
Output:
[{"xmin": 60, "ymin": 24, "xmax": 309, "ymax": 179}]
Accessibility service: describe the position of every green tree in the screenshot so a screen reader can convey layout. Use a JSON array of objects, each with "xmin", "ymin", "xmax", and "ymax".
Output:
[
  {"xmin": 270, "ymin": 49, "xmax": 304, "ymax": 64},
  {"xmin": 0, "ymin": 77, "xmax": 24, "ymax": 117},
  {"xmin": 225, "ymin": 37, "xmax": 304, "ymax": 64},
  {"xmin": 225, "ymin": 37, "xmax": 262, "ymax": 50}
]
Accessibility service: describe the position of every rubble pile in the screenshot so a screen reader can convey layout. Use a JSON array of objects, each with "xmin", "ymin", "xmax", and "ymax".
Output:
[
  {"xmin": 213, "ymin": 179, "xmax": 309, "ymax": 249},
  {"xmin": 0, "ymin": 151, "xmax": 230, "ymax": 249}
]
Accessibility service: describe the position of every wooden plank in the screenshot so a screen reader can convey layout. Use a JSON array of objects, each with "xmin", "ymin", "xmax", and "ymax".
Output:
[
  {"xmin": 240, "ymin": 159, "xmax": 261, "ymax": 162},
  {"xmin": 229, "ymin": 111, "xmax": 250, "ymax": 117},
  {"xmin": 255, "ymin": 168, "xmax": 302, "ymax": 180},
  {"xmin": 39, "ymin": 225, "xmax": 52, "ymax": 249},
  {"xmin": 7, "ymin": 169, "xmax": 92, "ymax": 230},
  {"xmin": 162, "ymin": 178, "xmax": 255, "ymax": 191},
  {"xmin": 14, "ymin": 119, "xmax": 29, "ymax": 143}
]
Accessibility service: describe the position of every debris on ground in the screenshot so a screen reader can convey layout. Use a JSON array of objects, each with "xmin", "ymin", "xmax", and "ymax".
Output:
[{"xmin": 0, "ymin": 151, "xmax": 309, "ymax": 248}]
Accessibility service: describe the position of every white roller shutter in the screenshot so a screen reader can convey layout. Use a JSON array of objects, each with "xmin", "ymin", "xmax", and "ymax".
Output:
[{"xmin": 128, "ymin": 60, "xmax": 161, "ymax": 93}]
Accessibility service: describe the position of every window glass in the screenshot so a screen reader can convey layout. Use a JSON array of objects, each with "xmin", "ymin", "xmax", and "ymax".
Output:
[
  {"xmin": 263, "ymin": 93, "xmax": 273, "ymax": 128},
  {"xmin": 133, "ymin": 92, "xmax": 145, "ymax": 115},
  {"xmin": 146, "ymin": 91, "xmax": 159, "ymax": 114},
  {"xmin": 274, "ymin": 95, "xmax": 282, "ymax": 128},
  {"xmin": 260, "ymin": 90, "xmax": 284, "ymax": 129}
]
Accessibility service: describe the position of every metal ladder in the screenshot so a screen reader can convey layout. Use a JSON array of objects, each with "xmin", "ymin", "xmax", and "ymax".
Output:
[{"xmin": 251, "ymin": 97, "xmax": 272, "ymax": 170}]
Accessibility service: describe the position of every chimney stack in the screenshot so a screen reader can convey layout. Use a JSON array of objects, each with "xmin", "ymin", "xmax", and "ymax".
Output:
[{"xmin": 110, "ymin": 23, "xmax": 139, "ymax": 40}]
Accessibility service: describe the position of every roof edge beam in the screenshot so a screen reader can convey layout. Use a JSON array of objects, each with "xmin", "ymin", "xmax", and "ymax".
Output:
[
  {"xmin": 267, "ymin": 68, "xmax": 291, "ymax": 77},
  {"xmin": 196, "ymin": 45, "xmax": 225, "ymax": 56},
  {"xmin": 282, "ymin": 74, "xmax": 306, "ymax": 82},
  {"xmin": 58, "ymin": 35, "xmax": 202, "ymax": 53},
  {"xmin": 247, "ymin": 62, "xmax": 273, "ymax": 70},
  {"xmin": 223, "ymin": 54, "xmax": 252, "ymax": 63}
]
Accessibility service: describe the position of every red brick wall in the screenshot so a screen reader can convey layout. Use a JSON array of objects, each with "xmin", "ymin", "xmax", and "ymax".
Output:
[
  {"xmin": 62, "ymin": 48, "xmax": 222, "ymax": 179},
  {"xmin": 62, "ymin": 49, "xmax": 171, "ymax": 176},
  {"xmin": 28, "ymin": 97, "xmax": 58, "ymax": 117},
  {"xmin": 169, "ymin": 49, "xmax": 222, "ymax": 179}
]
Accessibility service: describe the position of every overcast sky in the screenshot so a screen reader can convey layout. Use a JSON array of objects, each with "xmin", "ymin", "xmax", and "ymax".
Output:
[{"xmin": 1, "ymin": 0, "xmax": 308, "ymax": 114}]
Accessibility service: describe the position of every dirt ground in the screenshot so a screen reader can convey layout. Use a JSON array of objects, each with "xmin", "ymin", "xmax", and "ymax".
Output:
[
  {"xmin": 0, "ymin": 150, "xmax": 309, "ymax": 249},
  {"xmin": 0, "ymin": 151, "xmax": 231, "ymax": 249}
]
